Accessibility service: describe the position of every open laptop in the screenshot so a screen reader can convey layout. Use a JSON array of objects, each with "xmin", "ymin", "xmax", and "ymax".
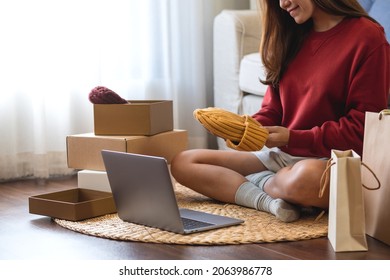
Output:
[{"xmin": 101, "ymin": 150, "xmax": 244, "ymax": 234}]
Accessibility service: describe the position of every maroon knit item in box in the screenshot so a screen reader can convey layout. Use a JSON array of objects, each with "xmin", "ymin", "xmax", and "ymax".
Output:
[{"xmin": 88, "ymin": 86, "xmax": 128, "ymax": 104}]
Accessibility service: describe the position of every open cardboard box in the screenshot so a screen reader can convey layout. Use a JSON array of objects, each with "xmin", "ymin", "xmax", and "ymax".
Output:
[
  {"xmin": 67, "ymin": 129, "xmax": 188, "ymax": 171},
  {"xmin": 29, "ymin": 188, "xmax": 116, "ymax": 221},
  {"xmin": 94, "ymin": 100, "xmax": 173, "ymax": 135}
]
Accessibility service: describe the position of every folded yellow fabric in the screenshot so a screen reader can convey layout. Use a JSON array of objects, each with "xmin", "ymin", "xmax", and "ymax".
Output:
[{"xmin": 193, "ymin": 107, "xmax": 269, "ymax": 151}]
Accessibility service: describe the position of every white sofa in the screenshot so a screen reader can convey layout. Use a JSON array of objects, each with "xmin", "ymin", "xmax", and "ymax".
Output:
[{"xmin": 213, "ymin": 10, "xmax": 265, "ymax": 149}]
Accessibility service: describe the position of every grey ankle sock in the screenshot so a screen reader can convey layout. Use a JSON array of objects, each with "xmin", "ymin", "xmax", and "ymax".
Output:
[
  {"xmin": 235, "ymin": 181, "xmax": 265, "ymax": 209},
  {"xmin": 235, "ymin": 181, "xmax": 300, "ymax": 222},
  {"xmin": 268, "ymin": 199, "xmax": 300, "ymax": 223}
]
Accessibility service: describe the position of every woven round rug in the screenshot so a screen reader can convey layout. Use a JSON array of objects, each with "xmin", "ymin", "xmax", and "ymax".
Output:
[{"xmin": 54, "ymin": 183, "xmax": 328, "ymax": 245}]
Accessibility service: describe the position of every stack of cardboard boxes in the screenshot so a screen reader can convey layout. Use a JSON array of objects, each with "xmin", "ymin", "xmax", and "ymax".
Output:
[
  {"xmin": 29, "ymin": 100, "xmax": 188, "ymax": 221},
  {"xmin": 68, "ymin": 100, "xmax": 188, "ymax": 192}
]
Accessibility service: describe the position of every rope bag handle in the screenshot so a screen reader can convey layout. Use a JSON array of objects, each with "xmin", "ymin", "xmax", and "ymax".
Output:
[
  {"xmin": 379, "ymin": 109, "xmax": 390, "ymax": 120},
  {"xmin": 314, "ymin": 158, "xmax": 380, "ymax": 222},
  {"xmin": 318, "ymin": 158, "xmax": 381, "ymax": 198}
]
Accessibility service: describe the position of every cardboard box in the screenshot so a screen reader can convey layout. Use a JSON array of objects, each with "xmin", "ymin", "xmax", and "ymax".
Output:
[
  {"xmin": 94, "ymin": 100, "xmax": 173, "ymax": 135},
  {"xmin": 29, "ymin": 188, "xmax": 116, "ymax": 221},
  {"xmin": 78, "ymin": 166, "xmax": 177, "ymax": 193},
  {"xmin": 78, "ymin": 170, "xmax": 111, "ymax": 193},
  {"xmin": 67, "ymin": 129, "xmax": 187, "ymax": 171}
]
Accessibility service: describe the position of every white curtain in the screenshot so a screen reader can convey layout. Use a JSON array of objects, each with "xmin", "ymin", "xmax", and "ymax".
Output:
[{"xmin": 0, "ymin": 0, "xmax": 249, "ymax": 180}]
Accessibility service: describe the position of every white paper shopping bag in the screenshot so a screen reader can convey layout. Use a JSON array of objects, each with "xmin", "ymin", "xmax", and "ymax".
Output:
[{"xmin": 320, "ymin": 149, "xmax": 380, "ymax": 252}]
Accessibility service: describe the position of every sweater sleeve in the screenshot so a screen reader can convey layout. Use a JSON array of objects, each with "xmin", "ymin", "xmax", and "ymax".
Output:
[{"xmin": 288, "ymin": 42, "xmax": 389, "ymax": 157}]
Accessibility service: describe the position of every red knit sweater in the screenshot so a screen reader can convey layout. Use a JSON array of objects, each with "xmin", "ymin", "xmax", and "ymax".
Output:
[{"xmin": 252, "ymin": 17, "xmax": 390, "ymax": 157}]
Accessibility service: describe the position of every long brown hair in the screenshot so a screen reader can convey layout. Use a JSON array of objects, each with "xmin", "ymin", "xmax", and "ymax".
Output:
[{"xmin": 259, "ymin": 0, "xmax": 377, "ymax": 87}]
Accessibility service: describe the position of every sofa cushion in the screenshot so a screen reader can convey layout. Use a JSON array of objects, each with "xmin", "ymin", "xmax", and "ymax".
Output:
[
  {"xmin": 239, "ymin": 53, "xmax": 267, "ymax": 96},
  {"xmin": 242, "ymin": 93, "xmax": 263, "ymax": 116},
  {"xmin": 358, "ymin": 0, "xmax": 375, "ymax": 11},
  {"xmin": 368, "ymin": 0, "xmax": 390, "ymax": 42}
]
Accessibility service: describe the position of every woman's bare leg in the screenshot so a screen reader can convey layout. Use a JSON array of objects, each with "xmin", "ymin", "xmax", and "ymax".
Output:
[
  {"xmin": 170, "ymin": 149, "xmax": 266, "ymax": 203},
  {"xmin": 264, "ymin": 159, "xmax": 329, "ymax": 209},
  {"xmin": 171, "ymin": 149, "xmax": 328, "ymax": 222}
]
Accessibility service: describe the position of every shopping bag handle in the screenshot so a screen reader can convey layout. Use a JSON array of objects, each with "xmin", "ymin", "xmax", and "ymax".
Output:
[
  {"xmin": 379, "ymin": 109, "xmax": 390, "ymax": 120},
  {"xmin": 318, "ymin": 159, "xmax": 381, "ymax": 198},
  {"xmin": 361, "ymin": 162, "xmax": 381, "ymax": 190},
  {"xmin": 318, "ymin": 159, "xmax": 333, "ymax": 198}
]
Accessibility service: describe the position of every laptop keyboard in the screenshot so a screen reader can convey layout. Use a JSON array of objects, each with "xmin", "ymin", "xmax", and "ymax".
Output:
[{"xmin": 181, "ymin": 217, "xmax": 214, "ymax": 230}]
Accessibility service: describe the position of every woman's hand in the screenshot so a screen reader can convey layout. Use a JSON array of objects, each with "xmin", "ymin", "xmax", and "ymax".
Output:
[{"xmin": 264, "ymin": 126, "xmax": 290, "ymax": 148}]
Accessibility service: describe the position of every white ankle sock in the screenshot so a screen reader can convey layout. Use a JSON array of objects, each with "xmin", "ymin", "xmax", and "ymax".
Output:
[{"xmin": 235, "ymin": 181, "xmax": 300, "ymax": 222}]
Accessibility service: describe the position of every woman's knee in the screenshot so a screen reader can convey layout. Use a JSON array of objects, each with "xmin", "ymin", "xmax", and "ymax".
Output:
[
  {"xmin": 269, "ymin": 159, "xmax": 327, "ymax": 202},
  {"xmin": 171, "ymin": 149, "xmax": 197, "ymax": 177},
  {"xmin": 171, "ymin": 149, "xmax": 211, "ymax": 178}
]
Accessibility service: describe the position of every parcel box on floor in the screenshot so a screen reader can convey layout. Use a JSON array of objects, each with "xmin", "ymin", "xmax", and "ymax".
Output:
[
  {"xmin": 78, "ymin": 170, "xmax": 111, "ymax": 192},
  {"xmin": 67, "ymin": 129, "xmax": 188, "ymax": 171},
  {"xmin": 29, "ymin": 188, "xmax": 116, "ymax": 221},
  {"xmin": 94, "ymin": 100, "xmax": 173, "ymax": 135}
]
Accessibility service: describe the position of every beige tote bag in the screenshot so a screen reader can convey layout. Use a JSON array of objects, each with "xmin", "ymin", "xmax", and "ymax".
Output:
[
  {"xmin": 320, "ymin": 149, "xmax": 380, "ymax": 252},
  {"xmin": 362, "ymin": 110, "xmax": 390, "ymax": 246}
]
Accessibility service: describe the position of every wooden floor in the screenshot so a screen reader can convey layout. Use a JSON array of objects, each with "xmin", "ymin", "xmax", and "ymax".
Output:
[{"xmin": 1, "ymin": 175, "xmax": 390, "ymax": 260}]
